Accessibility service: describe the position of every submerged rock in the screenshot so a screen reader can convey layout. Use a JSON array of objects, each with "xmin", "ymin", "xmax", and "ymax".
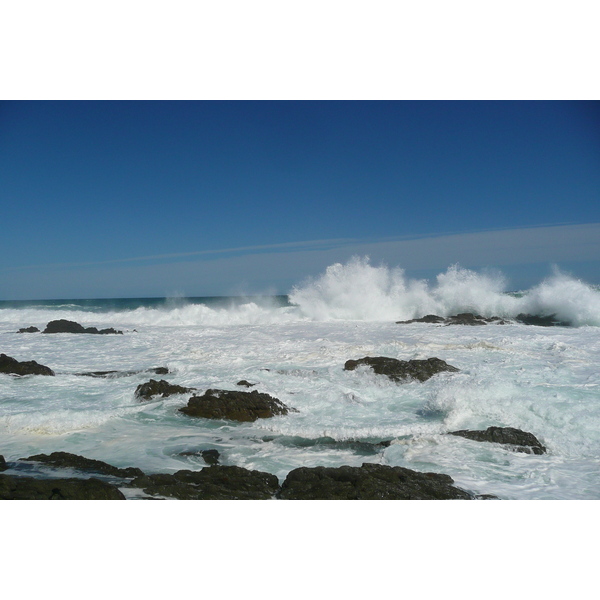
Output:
[
  {"xmin": 0, "ymin": 353, "xmax": 55, "ymax": 376},
  {"xmin": 129, "ymin": 465, "xmax": 279, "ymax": 500},
  {"xmin": 261, "ymin": 435, "xmax": 392, "ymax": 456},
  {"xmin": 20, "ymin": 452, "xmax": 144, "ymax": 478},
  {"xmin": 135, "ymin": 379, "xmax": 195, "ymax": 400},
  {"xmin": 179, "ymin": 388, "xmax": 294, "ymax": 422},
  {"xmin": 0, "ymin": 474, "xmax": 125, "ymax": 499},
  {"xmin": 397, "ymin": 313, "xmax": 506, "ymax": 326},
  {"xmin": 236, "ymin": 380, "xmax": 255, "ymax": 388},
  {"xmin": 515, "ymin": 313, "xmax": 570, "ymax": 327},
  {"xmin": 76, "ymin": 367, "xmax": 171, "ymax": 378},
  {"xmin": 178, "ymin": 449, "xmax": 221, "ymax": 465},
  {"xmin": 449, "ymin": 426, "xmax": 547, "ymax": 455},
  {"xmin": 18, "ymin": 326, "xmax": 40, "ymax": 333},
  {"xmin": 344, "ymin": 356, "xmax": 459, "ymax": 383},
  {"xmin": 43, "ymin": 319, "xmax": 123, "ymax": 334},
  {"xmin": 278, "ymin": 463, "xmax": 473, "ymax": 500}
]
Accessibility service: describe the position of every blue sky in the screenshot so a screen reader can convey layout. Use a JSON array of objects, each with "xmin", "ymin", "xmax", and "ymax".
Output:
[{"xmin": 1, "ymin": 100, "xmax": 599, "ymax": 299}]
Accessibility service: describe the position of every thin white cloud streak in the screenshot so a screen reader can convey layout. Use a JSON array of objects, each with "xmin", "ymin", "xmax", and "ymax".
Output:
[{"xmin": 2, "ymin": 223, "xmax": 600, "ymax": 299}]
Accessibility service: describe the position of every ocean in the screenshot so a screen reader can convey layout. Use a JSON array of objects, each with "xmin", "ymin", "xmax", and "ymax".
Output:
[{"xmin": 2, "ymin": 257, "xmax": 600, "ymax": 500}]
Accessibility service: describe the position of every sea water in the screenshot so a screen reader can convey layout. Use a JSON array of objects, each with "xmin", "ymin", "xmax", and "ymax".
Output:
[{"xmin": 1, "ymin": 257, "xmax": 599, "ymax": 499}]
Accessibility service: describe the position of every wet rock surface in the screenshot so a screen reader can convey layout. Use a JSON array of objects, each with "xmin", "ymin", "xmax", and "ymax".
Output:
[
  {"xmin": 76, "ymin": 367, "xmax": 170, "ymax": 378},
  {"xmin": 0, "ymin": 353, "xmax": 55, "ymax": 376},
  {"xmin": 278, "ymin": 463, "xmax": 473, "ymax": 500},
  {"xmin": 515, "ymin": 313, "xmax": 570, "ymax": 327},
  {"xmin": 397, "ymin": 313, "xmax": 506, "ymax": 325},
  {"xmin": 0, "ymin": 456, "xmax": 6, "ymax": 472},
  {"xmin": 261, "ymin": 435, "xmax": 392, "ymax": 456},
  {"xmin": 42, "ymin": 319, "xmax": 123, "ymax": 334},
  {"xmin": 179, "ymin": 388, "xmax": 294, "ymax": 421},
  {"xmin": 236, "ymin": 380, "xmax": 255, "ymax": 387},
  {"xmin": 135, "ymin": 379, "xmax": 195, "ymax": 400},
  {"xmin": 344, "ymin": 356, "xmax": 459, "ymax": 383},
  {"xmin": 20, "ymin": 452, "xmax": 144, "ymax": 478},
  {"xmin": 129, "ymin": 465, "xmax": 279, "ymax": 499},
  {"xmin": 0, "ymin": 474, "xmax": 125, "ymax": 499},
  {"xmin": 17, "ymin": 326, "xmax": 40, "ymax": 333},
  {"xmin": 449, "ymin": 426, "xmax": 547, "ymax": 455},
  {"xmin": 178, "ymin": 449, "xmax": 221, "ymax": 465}
]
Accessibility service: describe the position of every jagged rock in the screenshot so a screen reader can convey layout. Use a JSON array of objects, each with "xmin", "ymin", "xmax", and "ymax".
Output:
[
  {"xmin": 151, "ymin": 367, "xmax": 170, "ymax": 375},
  {"xmin": 278, "ymin": 463, "xmax": 473, "ymax": 500},
  {"xmin": 0, "ymin": 474, "xmax": 125, "ymax": 499},
  {"xmin": 449, "ymin": 426, "xmax": 547, "ymax": 455},
  {"xmin": 129, "ymin": 465, "xmax": 279, "ymax": 499},
  {"xmin": 396, "ymin": 314, "xmax": 446, "ymax": 324},
  {"xmin": 237, "ymin": 380, "xmax": 255, "ymax": 387},
  {"xmin": 20, "ymin": 451, "xmax": 144, "ymax": 478},
  {"xmin": 344, "ymin": 356, "xmax": 459, "ymax": 383},
  {"xmin": 179, "ymin": 388, "xmax": 294, "ymax": 422},
  {"xmin": 18, "ymin": 326, "xmax": 40, "ymax": 333},
  {"xmin": 515, "ymin": 313, "xmax": 569, "ymax": 327},
  {"xmin": 0, "ymin": 353, "xmax": 55, "ymax": 376},
  {"xmin": 42, "ymin": 319, "xmax": 123, "ymax": 334},
  {"xmin": 135, "ymin": 379, "xmax": 195, "ymax": 400},
  {"xmin": 0, "ymin": 456, "xmax": 6, "ymax": 472}
]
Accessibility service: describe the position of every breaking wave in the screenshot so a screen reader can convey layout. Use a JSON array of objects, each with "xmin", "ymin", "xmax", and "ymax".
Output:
[{"xmin": 289, "ymin": 256, "xmax": 600, "ymax": 326}]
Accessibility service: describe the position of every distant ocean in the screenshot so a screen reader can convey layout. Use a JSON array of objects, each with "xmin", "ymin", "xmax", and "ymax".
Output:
[{"xmin": 1, "ymin": 257, "xmax": 600, "ymax": 499}]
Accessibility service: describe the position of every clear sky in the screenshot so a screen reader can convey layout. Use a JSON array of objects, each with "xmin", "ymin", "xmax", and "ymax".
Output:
[{"xmin": 1, "ymin": 100, "xmax": 599, "ymax": 299}]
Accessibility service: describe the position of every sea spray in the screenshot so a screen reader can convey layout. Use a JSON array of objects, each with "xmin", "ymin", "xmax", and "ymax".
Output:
[{"xmin": 289, "ymin": 256, "xmax": 600, "ymax": 325}]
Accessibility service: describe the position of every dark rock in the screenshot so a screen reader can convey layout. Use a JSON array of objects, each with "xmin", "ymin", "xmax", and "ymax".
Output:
[
  {"xmin": 261, "ymin": 435, "xmax": 392, "ymax": 456},
  {"xmin": 0, "ymin": 474, "xmax": 125, "ymax": 499},
  {"xmin": 344, "ymin": 356, "xmax": 459, "ymax": 383},
  {"xmin": 179, "ymin": 449, "xmax": 221, "ymax": 465},
  {"xmin": 18, "ymin": 326, "xmax": 40, "ymax": 333},
  {"xmin": 0, "ymin": 353, "xmax": 55, "ymax": 376},
  {"xmin": 129, "ymin": 465, "xmax": 279, "ymax": 500},
  {"xmin": 449, "ymin": 426, "xmax": 547, "ymax": 455},
  {"xmin": 76, "ymin": 367, "xmax": 171, "ymax": 378},
  {"xmin": 150, "ymin": 367, "xmax": 170, "ymax": 375},
  {"xmin": 396, "ymin": 314, "xmax": 446, "ymax": 324},
  {"xmin": 179, "ymin": 388, "xmax": 294, "ymax": 422},
  {"xmin": 278, "ymin": 463, "xmax": 472, "ymax": 500},
  {"xmin": 0, "ymin": 456, "xmax": 6, "ymax": 472},
  {"xmin": 135, "ymin": 379, "xmax": 196, "ymax": 400},
  {"xmin": 42, "ymin": 319, "xmax": 123, "ymax": 334},
  {"xmin": 397, "ymin": 313, "xmax": 507, "ymax": 326},
  {"xmin": 237, "ymin": 380, "xmax": 255, "ymax": 387},
  {"xmin": 515, "ymin": 313, "xmax": 570, "ymax": 327},
  {"xmin": 20, "ymin": 451, "xmax": 144, "ymax": 478}
]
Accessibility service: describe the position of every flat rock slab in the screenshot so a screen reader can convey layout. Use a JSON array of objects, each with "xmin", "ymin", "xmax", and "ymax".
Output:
[
  {"xmin": 0, "ymin": 474, "xmax": 125, "ymax": 499},
  {"xmin": 135, "ymin": 379, "xmax": 195, "ymax": 400},
  {"xmin": 0, "ymin": 353, "xmax": 55, "ymax": 376},
  {"xmin": 278, "ymin": 463, "xmax": 472, "ymax": 500},
  {"xmin": 179, "ymin": 388, "xmax": 294, "ymax": 421},
  {"xmin": 129, "ymin": 465, "xmax": 279, "ymax": 500},
  {"xmin": 344, "ymin": 356, "xmax": 459, "ymax": 382},
  {"xmin": 449, "ymin": 427, "xmax": 547, "ymax": 454},
  {"xmin": 20, "ymin": 452, "xmax": 144, "ymax": 478},
  {"xmin": 42, "ymin": 319, "xmax": 123, "ymax": 334}
]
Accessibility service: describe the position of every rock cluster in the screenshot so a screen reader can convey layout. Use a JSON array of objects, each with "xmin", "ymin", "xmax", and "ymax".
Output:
[
  {"xmin": 397, "ymin": 313, "xmax": 506, "ymax": 325},
  {"xmin": 344, "ymin": 356, "xmax": 459, "ymax": 383},
  {"xmin": 0, "ymin": 353, "xmax": 55, "ymax": 376},
  {"xmin": 449, "ymin": 426, "xmax": 547, "ymax": 455},
  {"xmin": 179, "ymin": 388, "xmax": 294, "ymax": 421},
  {"xmin": 42, "ymin": 319, "xmax": 123, "ymax": 334}
]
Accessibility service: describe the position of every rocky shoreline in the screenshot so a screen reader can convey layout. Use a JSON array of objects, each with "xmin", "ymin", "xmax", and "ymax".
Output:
[{"xmin": 1, "ymin": 316, "xmax": 553, "ymax": 500}]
